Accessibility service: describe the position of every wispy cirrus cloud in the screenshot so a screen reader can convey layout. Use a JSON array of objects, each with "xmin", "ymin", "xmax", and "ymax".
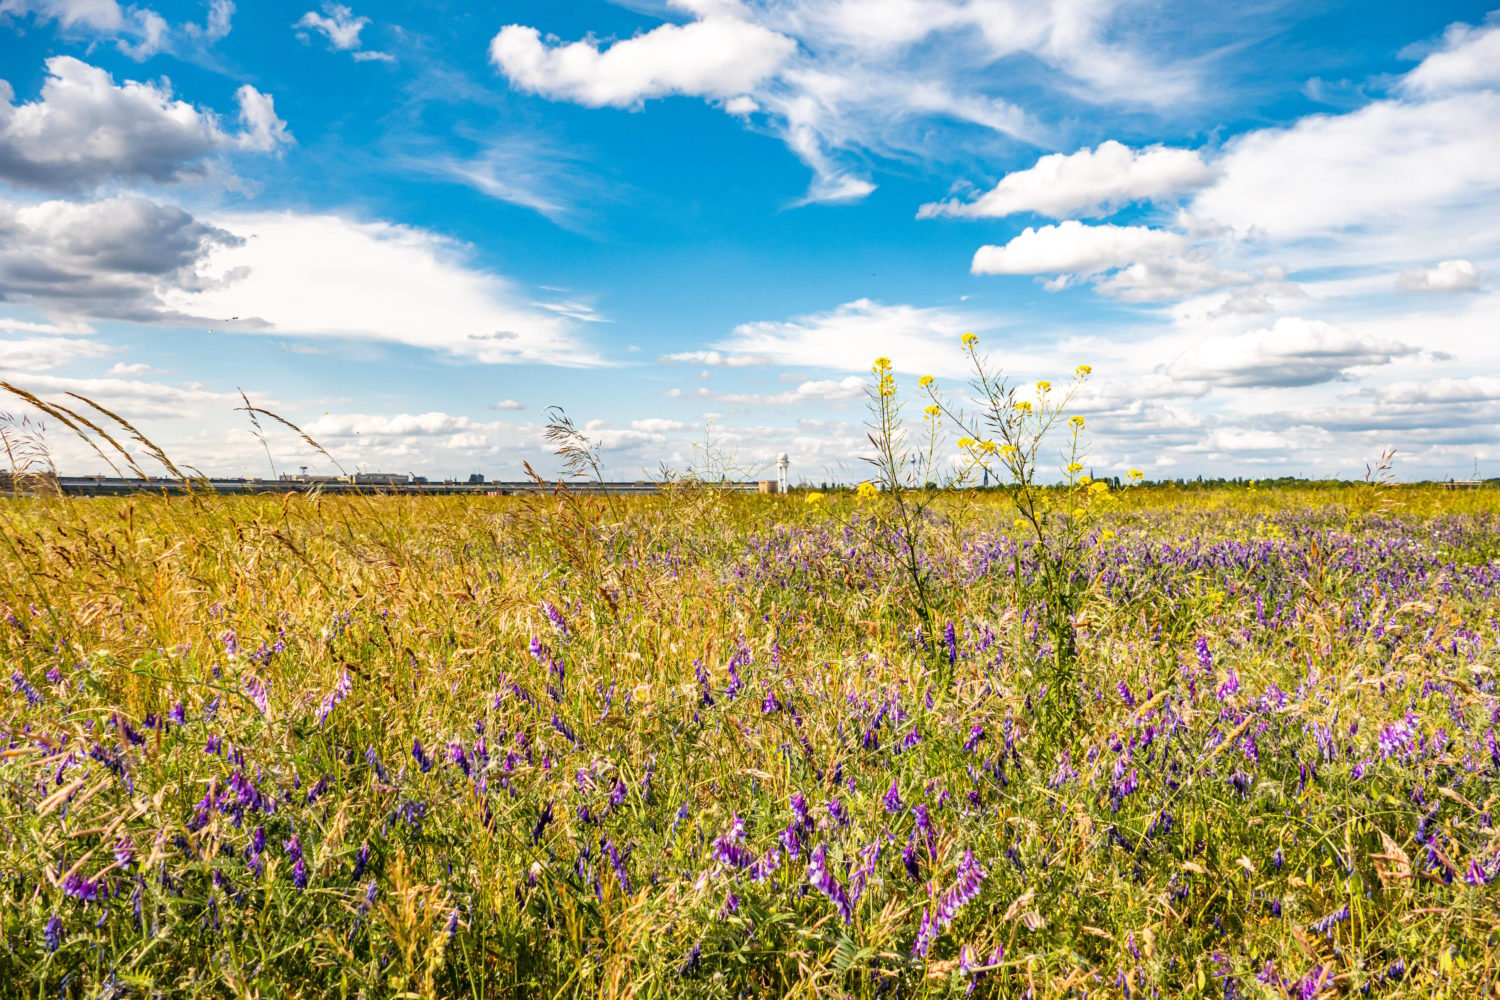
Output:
[{"xmin": 487, "ymin": 0, "xmax": 1207, "ymax": 204}]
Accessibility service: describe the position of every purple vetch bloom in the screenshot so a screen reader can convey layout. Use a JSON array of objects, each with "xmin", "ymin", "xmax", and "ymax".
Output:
[
  {"xmin": 1117, "ymin": 680, "xmax": 1136, "ymax": 709},
  {"xmin": 314, "ymin": 671, "xmax": 351, "ymax": 727},
  {"xmin": 711, "ymin": 814, "xmax": 753, "ymax": 868},
  {"xmin": 1195, "ymin": 636, "xmax": 1212, "ymax": 669},
  {"xmin": 912, "ymin": 850, "xmax": 986, "ymax": 958},
  {"xmin": 603, "ymin": 838, "xmax": 632, "ymax": 895},
  {"xmin": 243, "ymin": 675, "xmax": 269, "ymax": 716},
  {"xmin": 1048, "ymin": 753, "xmax": 1076, "ymax": 789},
  {"xmin": 944, "ymin": 622, "xmax": 958, "ymax": 666},
  {"xmin": 168, "ymin": 702, "xmax": 187, "ymax": 726},
  {"xmin": 550, "ymin": 712, "xmax": 579, "ymax": 745},
  {"xmin": 1215, "ymin": 670, "xmax": 1239, "ymax": 702},
  {"xmin": 898, "ymin": 726, "xmax": 921, "ymax": 753},
  {"xmin": 364, "ymin": 745, "xmax": 389, "ymax": 782},
  {"xmin": 825, "ymin": 797, "xmax": 849, "ymax": 828},
  {"xmin": 396, "ymin": 799, "xmax": 427, "ymax": 832},
  {"xmin": 790, "ymin": 792, "xmax": 813, "ymax": 832},
  {"xmin": 694, "ymin": 659, "xmax": 714, "ymax": 706},
  {"xmin": 1465, "ymin": 858, "xmax": 1493, "ymax": 886},
  {"xmin": 44, "ymin": 914, "xmax": 62, "ymax": 952},
  {"xmin": 62, "ymin": 873, "xmax": 103, "ymax": 904},
  {"xmin": 806, "ymin": 843, "xmax": 853, "ymax": 924},
  {"xmin": 306, "ymin": 774, "xmax": 332, "ymax": 804},
  {"xmin": 531, "ymin": 801, "xmax": 554, "ymax": 844},
  {"xmin": 1292, "ymin": 965, "xmax": 1327, "ymax": 1000},
  {"xmin": 750, "ymin": 847, "xmax": 781, "ymax": 882},
  {"xmin": 913, "ymin": 804, "xmax": 936, "ymax": 860},
  {"xmin": 1309, "ymin": 904, "xmax": 1349, "ymax": 936},
  {"xmin": 963, "ymin": 724, "xmax": 985, "ymax": 753},
  {"xmin": 412, "ymin": 738, "xmax": 434, "ymax": 772},
  {"xmin": 285, "ymin": 836, "xmax": 307, "ymax": 890},
  {"xmin": 11, "ymin": 671, "xmax": 42, "ymax": 707},
  {"xmin": 114, "ymin": 837, "xmax": 135, "ymax": 867},
  {"xmin": 446, "ymin": 740, "xmax": 471, "ymax": 777},
  {"xmin": 883, "ymin": 780, "xmax": 904, "ymax": 814},
  {"xmin": 541, "ymin": 600, "xmax": 569, "ymax": 638},
  {"xmin": 351, "ymin": 842, "xmax": 370, "ymax": 881}
]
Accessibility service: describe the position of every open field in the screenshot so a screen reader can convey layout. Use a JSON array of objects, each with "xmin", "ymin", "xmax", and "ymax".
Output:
[{"xmin": 2, "ymin": 485, "xmax": 1498, "ymax": 997}]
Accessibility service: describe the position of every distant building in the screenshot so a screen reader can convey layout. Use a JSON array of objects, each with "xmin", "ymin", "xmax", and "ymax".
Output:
[{"xmin": 352, "ymin": 473, "xmax": 410, "ymax": 486}]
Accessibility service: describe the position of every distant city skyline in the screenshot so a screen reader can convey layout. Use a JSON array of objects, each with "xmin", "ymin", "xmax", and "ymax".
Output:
[{"xmin": 0, "ymin": 0, "xmax": 1497, "ymax": 483}]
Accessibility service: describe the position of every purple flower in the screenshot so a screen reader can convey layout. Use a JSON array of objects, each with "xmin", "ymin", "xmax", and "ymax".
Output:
[
  {"xmin": 285, "ymin": 836, "xmax": 307, "ymax": 890},
  {"xmin": 944, "ymin": 622, "xmax": 958, "ymax": 666},
  {"xmin": 315, "ymin": 671, "xmax": 351, "ymax": 727},
  {"xmin": 882, "ymin": 780, "xmax": 904, "ymax": 814},
  {"xmin": 412, "ymin": 738, "xmax": 434, "ymax": 772},
  {"xmin": 243, "ymin": 675, "xmax": 269, "ymax": 716},
  {"xmin": 1215, "ymin": 669, "xmax": 1239, "ymax": 702},
  {"xmin": 44, "ymin": 914, "xmax": 62, "ymax": 952},
  {"xmin": 1117, "ymin": 680, "xmax": 1136, "ymax": 708},
  {"xmin": 1195, "ymin": 636, "xmax": 1212, "ymax": 669},
  {"xmin": 11, "ymin": 671, "xmax": 42, "ymax": 707},
  {"xmin": 912, "ymin": 851, "xmax": 986, "ymax": 957},
  {"xmin": 963, "ymin": 724, "xmax": 984, "ymax": 753},
  {"xmin": 806, "ymin": 843, "xmax": 853, "ymax": 924},
  {"xmin": 446, "ymin": 740, "xmax": 471, "ymax": 777},
  {"xmin": 710, "ymin": 814, "xmax": 752, "ymax": 868},
  {"xmin": 351, "ymin": 842, "xmax": 370, "ymax": 881},
  {"xmin": 790, "ymin": 792, "xmax": 812, "ymax": 832},
  {"xmin": 1309, "ymin": 904, "xmax": 1349, "ymax": 936}
]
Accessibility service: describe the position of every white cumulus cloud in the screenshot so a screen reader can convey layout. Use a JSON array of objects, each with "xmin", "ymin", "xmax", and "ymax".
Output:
[
  {"xmin": 0, "ymin": 57, "xmax": 289, "ymax": 190},
  {"xmin": 161, "ymin": 211, "xmax": 608, "ymax": 366},
  {"xmin": 971, "ymin": 221, "xmax": 1185, "ymax": 276},
  {"xmin": 490, "ymin": 15, "xmax": 795, "ymax": 108},
  {"xmin": 1398, "ymin": 259, "xmax": 1480, "ymax": 293},
  {"xmin": 919, "ymin": 141, "xmax": 1213, "ymax": 220}
]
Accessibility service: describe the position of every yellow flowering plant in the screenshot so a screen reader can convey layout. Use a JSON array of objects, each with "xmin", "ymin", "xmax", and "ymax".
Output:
[
  {"xmin": 917, "ymin": 337, "xmax": 1113, "ymax": 734},
  {"xmin": 861, "ymin": 357, "xmax": 949, "ymax": 665}
]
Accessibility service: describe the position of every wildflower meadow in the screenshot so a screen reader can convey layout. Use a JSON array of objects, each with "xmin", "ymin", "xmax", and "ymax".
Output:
[{"xmin": 1, "ymin": 363, "xmax": 1498, "ymax": 997}]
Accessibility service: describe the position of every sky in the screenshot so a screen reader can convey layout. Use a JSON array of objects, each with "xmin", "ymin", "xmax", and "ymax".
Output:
[{"xmin": 0, "ymin": 0, "xmax": 1498, "ymax": 484}]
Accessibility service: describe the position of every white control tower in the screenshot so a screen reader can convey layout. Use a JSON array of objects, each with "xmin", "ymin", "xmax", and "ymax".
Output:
[{"xmin": 776, "ymin": 453, "xmax": 790, "ymax": 494}]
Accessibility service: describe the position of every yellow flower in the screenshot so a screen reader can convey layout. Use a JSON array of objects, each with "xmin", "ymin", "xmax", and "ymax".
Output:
[
  {"xmin": 872, "ymin": 356, "xmax": 892, "ymax": 373},
  {"xmin": 1078, "ymin": 473, "xmax": 1092, "ymax": 485},
  {"xmin": 1066, "ymin": 462, "xmax": 1084, "ymax": 475},
  {"xmin": 805, "ymin": 492, "xmax": 824, "ymax": 504},
  {"xmin": 956, "ymin": 436, "xmax": 975, "ymax": 449},
  {"xmin": 1128, "ymin": 468, "xmax": 1143, "ymax": 481},
  {"xmin": 1012, "ymin": 518, "xmax": 1027, "ymax": 532},
  {"xmin": 1089, "ymin": 480, "xmax": 1109, "ymax": 493},
  {"xmin": 856, "ymin": 481, "xmax": 879, "ymax": 501},
  {"xmin": 979, "ymin": 440, "xmax": 997, "ymax": 454},
  {"xmin": 1068, "ymin": 415, "xmax": 1085, "ymax": 429},
  {"xmin": 1036, "ymin": 380, "xmax": 1052, "ymax": 394},
  {"xmin": 1099, "ymin": 528, "xmax": 1116, "ymax": 542},
  {"xmin": 1014, "ymin": 400, "xmax": 1033, "ymax": 415},
  {"xmin": 923, "ymin": 404, "xmax": 941, "ymax": 418},
  {"xmin": 1074, "ymin": 364, "xmax": 1092, "ymax": 378},
  {"xmin": 999, "ymin": 444, "xmax": 1018, "ymax": 458},
  {"xmin": 878, "ymin": 374, "xmax": 897, "ymax": 398},
  {"xmin": 918, "ymin": 375, "xmax": 934, "ymax": 388},
  {"xmin": 961, "ymin": 332, "xmax": 979, "ymax": 349}
]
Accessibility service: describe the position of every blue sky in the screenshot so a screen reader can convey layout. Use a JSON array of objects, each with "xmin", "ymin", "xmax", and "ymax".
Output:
[{"xmin": 0, "ymin": 0, "xmax": 1497, "ymax": 482}]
